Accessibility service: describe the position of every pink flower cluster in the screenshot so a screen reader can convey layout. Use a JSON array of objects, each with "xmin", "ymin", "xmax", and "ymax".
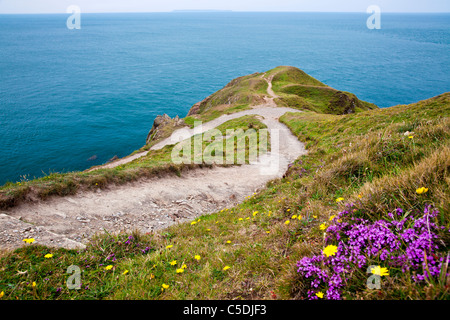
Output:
[{"xmin": 296, "ymin": 204, "xmax": 449, "ymax": 300}]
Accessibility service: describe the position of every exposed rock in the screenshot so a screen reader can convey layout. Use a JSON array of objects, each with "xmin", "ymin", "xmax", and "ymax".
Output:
[
  {"xmin": 146, "ymin": 114, "xmax": 186, "ymax": 145},
  {"xmin": 107, "ymin": 155, "xmax": 119, "ymax": 163},
  {"xmin": 187, "ymin": 101, "xmax": 202, "ymax": 116},
  {"xmin": 87, "ymin": 155, "xmax": 98, "ymax": 161},
  {"xmin": 330, "ymin": 91, "xmax": 361, "ymax": 114}
]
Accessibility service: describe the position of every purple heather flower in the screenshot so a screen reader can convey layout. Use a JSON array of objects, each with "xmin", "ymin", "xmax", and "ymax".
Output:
[{"xmin": 296, "ymin": 205, "xmax": 447, "ymax": 300}]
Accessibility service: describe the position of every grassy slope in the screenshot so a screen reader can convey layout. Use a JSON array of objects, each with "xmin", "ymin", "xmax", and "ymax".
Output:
[
  {"xmin": 0, "ymin": 68, "xmax": 449, "ymax": 301},
  {"xmin": 268, "ymin": 66, "xmax": 378, "ymax": 114},
  {"xmin": 185, "ymin": 72, "xmax": 268, "ymax": 124}
]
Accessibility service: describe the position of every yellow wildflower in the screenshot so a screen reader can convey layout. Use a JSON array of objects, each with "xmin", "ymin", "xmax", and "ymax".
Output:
[
  {"xmin": 176, "ymin": 268, "xmax": 184, "ymax": 273},
  {"xmin": 316, "ymin": 291, "xmax": 324, "ymax": 299},
  {"xmin": 291, "ymin": 215, "xmax": 297, "ymax": 219},
  {"xmin": 336, "ymin": 197, "xmax": 344, "ymax": 203},
  {"xmin": 287, "ymin": 209, "xmax": 291, "ymax": 212},
  {"xmin": 166, "ymin": 245, "xmax": 173, "ymax": 249},
  {"xmin": 169, "ymin": 260, "xmax": 177, "ymax": 266},
  {"xmin": 161, "ymin": 283, "xmax": 169, "ymax": 290},
  {"xmin": 408, "ymin": 135, "xmax": 414, "ymax": 139},
  {"xmin": 32, "ymin": 282, "xmax": 36, "ymax": 287},
  {"xmin": 0, "ymin": 291, "xmax": 4, "ymax": 299},
  {"xmin": 253, "ymin": 211, "xmax": 258, "ymax": 216},
  {"xmin": 285, "ymin": 220, "xmax": 290, "ymax": 225},
  {"xmin": 122, "ymin": 270, "xmax": 129, "ymax": 275},
  {"xmin": 191, "ymin": 221, "xmax": 197, "ymax": 225},
  {"xmin": 322, "ymin": 245, "xmax": 338, "ymax": 257},
  {"xmin": 194, "ymin": 255, "xmax": 201, "ymax": 261},
  {"xmin": 319, "ymin": 223, "xmax": 327, "ymax": 230},
  {"xmin": 357, "ymin": 193, "xmax": 363, "ymax": 199},
  {"xmin": 105, "ymin": 265, "xmax": 113, "ymax": 270},
  {"xmin": 371, "ymin": 266, "xmax": 390, "ymax": 277},
  {"xmin": 22, "ymin": 238, "xmax": 35, "ymax": 244},
  {"xmin": 181, "ymin": 264, "xmax": 187, "ymax": 269},
  {"xmin": 44, "ymin": 253, "xmax": 53, "ymax": 259},
  {"xmin": 226, "ymin": 240, "xmax": 231, "ymax": 244},
  {"xmin": 298, "ymin": 215, "xmax": 302, "ymax": 220},
  {"xmin": 313, "ymin": 215, "xmax": 317, "ymax": 219},
  {"xmin": 329, "ymin": 215, "xmax": 336, "ymax": 221},
  {"xmin": 238, "ymin": 218, "xmax": 243, "ymax": 221},
  {"xmin": 416, "ymin": 187, "xmax": 428, "ymax": 194},
  {"xmin": 223, "ymin": 266, "xmax": 230, "ymax": 271}
]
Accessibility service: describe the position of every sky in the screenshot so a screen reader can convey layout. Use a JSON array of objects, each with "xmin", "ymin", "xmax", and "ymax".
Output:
[{"xmin": 0, "ymin": 0, "xmax": 449, "ymax": 14}]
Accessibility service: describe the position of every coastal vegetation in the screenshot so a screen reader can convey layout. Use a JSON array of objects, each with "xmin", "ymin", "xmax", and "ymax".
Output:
[{"xmin": 0, "ymin": 67, "xmax": 448, "ymax": 300}]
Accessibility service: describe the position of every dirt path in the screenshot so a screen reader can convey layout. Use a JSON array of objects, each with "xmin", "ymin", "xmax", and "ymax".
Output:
[
  {"xmin": 96, "ymin": 74, "xmax": 279, "ymax": 170},
  {"xmin": 265, "ymin": 75, "xmax": 279, "ymax": 100},
  {"xmin": 0, "ymin": 78, "xmax": 305, "ymax": 250}
]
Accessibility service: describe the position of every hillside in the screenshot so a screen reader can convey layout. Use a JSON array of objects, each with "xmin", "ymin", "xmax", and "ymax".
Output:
[
  {"xmin": 269, "ymin": 66, "xmax": 377, "ymax": 114},
  {"xmin": 185, "ymin": 66, "xmax": 377, "ymax": 122},
  {"xmin": 0, "ymin": 67, "xmax": 448, "ymax": 300}
]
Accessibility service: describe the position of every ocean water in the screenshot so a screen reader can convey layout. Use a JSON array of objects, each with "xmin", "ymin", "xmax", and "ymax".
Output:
[{"xmin": 0, "ymin": 12, "xmax": 449, "ymax": 185}]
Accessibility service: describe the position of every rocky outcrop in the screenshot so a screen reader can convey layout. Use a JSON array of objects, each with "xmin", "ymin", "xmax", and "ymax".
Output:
[
  {"xmin": 187, "ymin": 93, "xmax": 215, "ymax": 116},
  {"xmin": 330, "ymin": 91, "xmax": 358, "ymax": 114},
  {"xmin": 146, "ymin": 114, "xmax": 185, "ymax": 145},
  {"xmin": 106, "ymin": 155, "xmax": 119, "ymax": 163}
]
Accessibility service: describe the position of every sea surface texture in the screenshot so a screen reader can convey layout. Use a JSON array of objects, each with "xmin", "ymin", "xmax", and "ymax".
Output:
[{"xmin": 0, "ymin": 12, "xmax": 449, "ymax": 184}]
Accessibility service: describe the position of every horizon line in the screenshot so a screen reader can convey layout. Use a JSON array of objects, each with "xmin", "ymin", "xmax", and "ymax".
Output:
[{"xmin": 1, "ymin": 10, "xmax": 450, "ymax": 14}]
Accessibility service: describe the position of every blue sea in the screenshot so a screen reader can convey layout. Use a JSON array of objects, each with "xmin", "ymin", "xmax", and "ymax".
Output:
[{"xmin": 0, "ymin": 12, "xmax": 449, "ymax": 185}]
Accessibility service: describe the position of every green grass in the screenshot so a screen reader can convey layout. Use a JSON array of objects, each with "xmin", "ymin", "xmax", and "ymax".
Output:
[
  {"xmin": 267, "ymin": 65, "xmax": 328, "ymax": 89},
  {"xmin": 195, "ymin": 73, "xmax": 268, "ymax": 115},
  {"xmin": 267, "ymin": 66, "xmax": 377, "ymax": 114},
  {"xmin": 173, "ymin": 115, "xmax": 269, "ymax": 165},
  {"xmin": 0, "ymin": 68, "xmax": 449, "ymax": 301},
  {"xmin": 185, "ymin": 104, "xmax": 253, "ymax": 126},
  {"xmin": 279, "ymin": 92, "xmax": 449, "ymax": 217},
  {"xmin": 186, "ymin": 72, "xmax": 268, "ymax": 122}
]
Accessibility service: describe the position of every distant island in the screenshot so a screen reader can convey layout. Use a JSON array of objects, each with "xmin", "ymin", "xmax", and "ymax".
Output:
[{"xmin": 172, "ymin": 9, "xmax": 234, "ymax": 13}]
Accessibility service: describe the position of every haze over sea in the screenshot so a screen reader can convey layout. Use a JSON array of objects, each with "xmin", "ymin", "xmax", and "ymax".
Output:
[{"xmin": 0, "ymin": 12, "xmax": 449, "ymax": 185}]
